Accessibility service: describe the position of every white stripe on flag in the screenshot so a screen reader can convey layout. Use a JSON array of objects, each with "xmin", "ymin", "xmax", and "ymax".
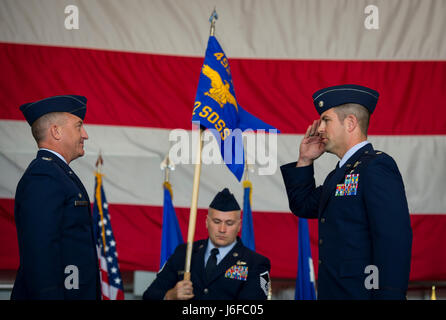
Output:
[
  {"xmin": 1, "ymin": 120, "xmax": 445, "ymax": 214},
  {"xmin": 0, "ymin": 0, "xmax": 445, "ymax": 60}
]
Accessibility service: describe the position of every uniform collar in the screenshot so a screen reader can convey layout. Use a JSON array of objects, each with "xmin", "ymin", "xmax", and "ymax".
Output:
[
  {"xmin": 39, "ymin": 148, "xmax": 68, "ymax": 164},
  {"xmin": 205, "ymin": 238, "xmax": 238, "ymax": 266},
  {"xmin": 339, "ymin": 141, "xmax": 370, "ymax": 168}
]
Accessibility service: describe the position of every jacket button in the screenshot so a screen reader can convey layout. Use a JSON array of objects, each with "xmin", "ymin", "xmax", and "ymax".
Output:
[
  {"xmin": 318, "ymin": 259, "xmax": 322, "ymax": 265},
  {"xmin": 319, "ymin": 239, "xmax": 323, "ymax": 245},
  {"xmin": 320, "ymin": 218, "xmax": 326, "ymax": 223},
  {"xmin": 203, "ymin": 288, "xmax": 209, "ymax": 294}
]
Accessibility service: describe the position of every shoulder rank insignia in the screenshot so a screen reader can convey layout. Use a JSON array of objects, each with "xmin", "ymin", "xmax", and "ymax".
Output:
[
  {"xmin": 335, "ymin": 174, "xmax": 359, "ymax": 196},
  {"xmin": 260, "ymin": 271, "xmax": 270, "ymax": 297},
  {"xmin": 225, "ymin": 265, "xmax": 248, "ymax": 281}
]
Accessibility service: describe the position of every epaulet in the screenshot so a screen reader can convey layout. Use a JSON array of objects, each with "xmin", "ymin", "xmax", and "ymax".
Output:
[
  {"xmin": 25, "ymin": 155, "xmax": 58, "ymax": 177},
  {"xmin": 345, "ymin": 149, "xmax": 379, "ymax": 174},
  {"xmin": 193, "ymin": 239, "xmax": 207, "ymax": 252},
  {"xmin": 358, "ymin": 149, "xmax": 378, "ymax": 162},
  {"xmin": 358, "ymin": 149, "xmax": 388, "ymax": 168}
]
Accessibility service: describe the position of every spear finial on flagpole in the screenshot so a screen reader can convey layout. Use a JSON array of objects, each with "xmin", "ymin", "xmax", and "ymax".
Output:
[
  {"xmin": 95, "ymin": 149, "xmax": 104, "ymax": 174},
  {"xmin": 209, "ymin": 7, "xmax": 218, "ymax": 36},
  {"xmin": 243, "ymin": 159, "xmax": 255, "ymax": 182},
  {"xmin": 160, "ymin": 153, "xmax": 175, "ymax": 183},
  {"xmin": 243, "ymin": 138, "xmax": 255, "ymax": 182}
]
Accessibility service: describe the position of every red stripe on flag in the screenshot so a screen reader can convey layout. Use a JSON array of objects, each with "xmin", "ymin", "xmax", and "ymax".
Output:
[
  {"xmin": 1, "ymin": 43, "xmax": 445, "ymax": 134},
  {"xmin": 1, "ymin": 198, "xmax": 445, "ymax": 280}
]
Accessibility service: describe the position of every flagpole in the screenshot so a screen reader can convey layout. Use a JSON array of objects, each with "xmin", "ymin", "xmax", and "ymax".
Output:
[
  {"xmin": 183, "ymin": 126, "xmax": 203, "ymax": 280},
  {"xmin": 183, "ymin": 9, "xmax": 218, "ymax": 281}
]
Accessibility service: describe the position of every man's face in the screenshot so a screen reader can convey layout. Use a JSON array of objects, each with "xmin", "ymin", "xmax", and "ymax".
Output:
[
  {"xmin": 59, "ymin": 113, "xmax": 89, "ymax": 163},
  {"xmin": 206, "ymin": 208, "xmax": 241, "ymax": 248},
  {"xmin": 317, "ymin": 108, "xmax": 347, "ymax": 156}
]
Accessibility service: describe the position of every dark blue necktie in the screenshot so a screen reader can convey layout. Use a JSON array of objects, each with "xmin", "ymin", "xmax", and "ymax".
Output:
[{"xmin": 205, "ymin": 248, "xmax": 219, "ymax": 279}]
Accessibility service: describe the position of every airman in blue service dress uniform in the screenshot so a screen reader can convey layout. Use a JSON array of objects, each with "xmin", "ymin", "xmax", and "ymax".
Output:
[
  {"xmin": 143, "ymin": 188, "xmax": 271, "ymax": 300},
  {"xmin": 281, "ymin": 85, "xmax": 412, "ymax": 300},
  {"xmin": 11, "ymin": 95, "xmax": 101, "ymax": 300}
]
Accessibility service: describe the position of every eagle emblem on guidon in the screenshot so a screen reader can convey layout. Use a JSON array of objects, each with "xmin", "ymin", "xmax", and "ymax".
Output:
[{"xmin": 202, "ymin": 65, "xmax": 238, "ymax": 111}]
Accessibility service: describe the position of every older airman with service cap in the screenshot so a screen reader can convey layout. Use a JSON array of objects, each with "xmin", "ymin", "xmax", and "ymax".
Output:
[
  {"xmin": 281, "ymin": 84, "xmax": 412, "ymax": 300},
  {"xmin": 11, "ymin": 95, "xmax": 101, "ymax": 300}
]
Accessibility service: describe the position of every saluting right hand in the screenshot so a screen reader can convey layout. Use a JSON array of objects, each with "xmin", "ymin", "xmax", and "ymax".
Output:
[{"xmin": 297, "ymin": 119, "xmax": 325, "ymax": 167}]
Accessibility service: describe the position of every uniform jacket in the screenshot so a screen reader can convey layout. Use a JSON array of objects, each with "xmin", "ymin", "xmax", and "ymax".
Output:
[
  {"xmin": 281, "ymin": 143, "xmax": 412, "ymax": 300},
  {"xmin": 143, "ymin": 238, "xmax": 271, "ymax": 300},
  {"xmin": 11, "ymin": 149, "xmax": 101, "ymax": 300}
]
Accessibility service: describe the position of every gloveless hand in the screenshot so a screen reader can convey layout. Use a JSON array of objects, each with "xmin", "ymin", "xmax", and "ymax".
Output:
[{"xmin": 297, "ymin": 119, "xmax": 325, "ymax": 167}]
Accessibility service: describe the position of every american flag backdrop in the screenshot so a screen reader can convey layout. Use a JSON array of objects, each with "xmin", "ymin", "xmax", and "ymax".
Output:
[
  {"xmin": 0, "ymin": 0, "xmax": 445, "ymax": 284},
  {"xmin": 93, "ymin": 171, "xmax": 124, "ymax": 300}
]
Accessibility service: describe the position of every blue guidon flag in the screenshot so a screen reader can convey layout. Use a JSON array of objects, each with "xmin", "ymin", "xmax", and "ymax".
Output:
[
  {"xmin": 160, "ymin": 181, "xmax": 184, "ymax": 269},
  {"xmin": 241, "ymin": 180, "xmax": 256, "ymax": 251},
  {"xmin": 192, "ymin": 35, "xmax": 279, "ymax": 181},
  {"xmin": 93, "ymin": 171, "xmax": 125, "ymax": 300},
  {"xmin": 295, "ymin": 218, "xmax": 316, "ymax": 300}
]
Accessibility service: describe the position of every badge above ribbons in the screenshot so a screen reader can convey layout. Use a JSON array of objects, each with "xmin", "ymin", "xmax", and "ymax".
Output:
[{"xmin": 192, "ymin": 35, "xmax": 279, "ymax": 181}]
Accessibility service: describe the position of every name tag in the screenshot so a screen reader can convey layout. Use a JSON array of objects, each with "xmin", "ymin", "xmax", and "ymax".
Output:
[{"xmin": 74, "ymin": 200, "xmax": 89, "ymax": 207}]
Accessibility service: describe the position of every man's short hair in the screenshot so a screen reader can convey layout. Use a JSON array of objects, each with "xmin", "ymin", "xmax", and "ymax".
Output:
[
  {"xmin": 31, "ymin": 112, "xmax": 67, "ymax": 144},
  {"xmin": 333, "ymin": 103, "xmax": 371, "ymax": 136}
]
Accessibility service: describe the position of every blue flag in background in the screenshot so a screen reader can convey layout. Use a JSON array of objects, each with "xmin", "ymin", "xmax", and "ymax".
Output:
[
  {"xmin": 192, "ymin": 35, "xmax": 278, "ymax": 181},
  {"xmin": 160, "ymin": 182, "xmax": 183, "ymax": 269},
  {"xmin": 295, "ymin": 218, "xmax": 316, "ymax": 300},
  {"xmin": 241, "ymin": 180, "xmax": 255, "ymax": 251}
]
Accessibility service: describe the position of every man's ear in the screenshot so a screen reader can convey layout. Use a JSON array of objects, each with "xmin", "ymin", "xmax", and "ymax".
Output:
[
  {"xmin": 345, "ymin": 114, "xmax": 358, "ymax": 133},
  {"xmin": 49, "ymin": 124, "xmax": 62, "ymax": 140}
]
